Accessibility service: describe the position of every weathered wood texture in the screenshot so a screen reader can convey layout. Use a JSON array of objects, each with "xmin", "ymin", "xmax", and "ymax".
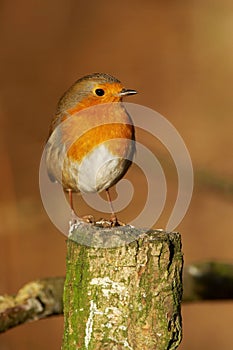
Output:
[
  {"xmin": 62, "ymin": 228, "xmax": 183, "ymax": 350},
  {"xmin": 1, "ymin": 262, "xmax": 232, "ymax": 334}
]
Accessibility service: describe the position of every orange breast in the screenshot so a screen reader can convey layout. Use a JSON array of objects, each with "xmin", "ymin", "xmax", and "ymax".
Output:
[{"xmin": 60, "ymin": 102, "xmax": 134, "ymax": 163}]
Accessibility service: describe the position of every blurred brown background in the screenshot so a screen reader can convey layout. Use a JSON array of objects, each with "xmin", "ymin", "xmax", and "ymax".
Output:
[{"xmin": 0, "ymin": 0, "xmax": 232, "ymax": 349}]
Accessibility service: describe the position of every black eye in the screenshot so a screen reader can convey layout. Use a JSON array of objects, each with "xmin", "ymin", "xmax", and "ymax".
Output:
[{"xmin": 95, "ymin": 88, "xmax": 105, "ymax": 96}]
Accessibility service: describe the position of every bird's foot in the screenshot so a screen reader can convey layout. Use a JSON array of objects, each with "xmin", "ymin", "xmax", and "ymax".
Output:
[
  {"xmin": 109, "ymin": 214, "xmax": 126, "ymax": 227},
  {"xmin": 95, "ymin": 215, "xmax": 126, "ymax": 228},
  {"xmin": 81, "ymin": 215, "xmax": 95, "ymax": 224},
  {"xmin": 69, "ymin": 211, "xmax": 95, "ymax": 226},
  {"xmin": 69, "ymin": 210, "xmax": 126, "ymax": 229}
]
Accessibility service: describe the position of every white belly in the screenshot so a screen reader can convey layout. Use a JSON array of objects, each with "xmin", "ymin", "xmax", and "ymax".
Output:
[
  {"xmin": 46, "ymin": 134, "xmax": 135, "ymax": 193},
  {"xmin": 77, "ymin": 144, "xmax": 132, "ymax": 193}
]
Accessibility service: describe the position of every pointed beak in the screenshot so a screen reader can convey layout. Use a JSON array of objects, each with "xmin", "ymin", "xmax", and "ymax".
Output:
[{"xmin": 119, "ymin": 88, "xmax": 137, "ymax": 97}]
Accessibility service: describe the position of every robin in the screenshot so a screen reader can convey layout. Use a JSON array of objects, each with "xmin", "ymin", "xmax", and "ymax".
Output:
[{"xmin": 46, "ymin": 73, "xmax": 137, "ymax": 225}]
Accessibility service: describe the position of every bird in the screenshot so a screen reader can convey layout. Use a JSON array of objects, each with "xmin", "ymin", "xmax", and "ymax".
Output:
[{"xmin": 45, "ymin": 73, "xmax": 137, "ymax": 225}]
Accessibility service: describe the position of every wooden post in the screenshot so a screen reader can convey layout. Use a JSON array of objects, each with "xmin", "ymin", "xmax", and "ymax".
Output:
[{"xmin": 62, "ymin": 226, "xmax": 183, "ymax": 350}]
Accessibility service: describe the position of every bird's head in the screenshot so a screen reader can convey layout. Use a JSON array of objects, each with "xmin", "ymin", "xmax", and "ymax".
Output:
[{"xmin": 56, "ymin": 73, "xmax": 137, "ymax": 115}]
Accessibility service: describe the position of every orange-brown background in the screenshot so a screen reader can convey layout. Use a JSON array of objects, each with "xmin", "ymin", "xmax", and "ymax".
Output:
[{"xmin": 0, "ymin": 1, "xmax": 232, "ymax": 349}]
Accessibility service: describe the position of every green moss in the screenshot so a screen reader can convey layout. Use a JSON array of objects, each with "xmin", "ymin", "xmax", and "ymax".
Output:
[{"xmin": 62, "ymin": 241, "xmax": 91, "ymax": 350}]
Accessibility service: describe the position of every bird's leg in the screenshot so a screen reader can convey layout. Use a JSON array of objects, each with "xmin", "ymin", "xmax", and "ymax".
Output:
[
  {"xmin": 67, "ymin": 189, "xmax": 78, "ymax": 222},
  {"xmin": 67, "ymin": 189, "xmax": 74, "ymax": 212},
  {"xmin": 105, "ymin": 188, "xmax": 119, "ymax": 226},
  {"xmin": 67, "ymin": 189, "xmax": 95, "ymax": 224}
]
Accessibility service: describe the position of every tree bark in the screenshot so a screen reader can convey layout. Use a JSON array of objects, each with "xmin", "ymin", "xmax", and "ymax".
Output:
[
  {"xmin": 62, "ymin": 227, "xmax": 183, "ymax": 350},
  {"xmin": 1, "ymin": 262, "xmax": 232, "ymax": 334},
  {"xmin": 0, "ymin": 277, "xmax": 64, "ymax": 333}
]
